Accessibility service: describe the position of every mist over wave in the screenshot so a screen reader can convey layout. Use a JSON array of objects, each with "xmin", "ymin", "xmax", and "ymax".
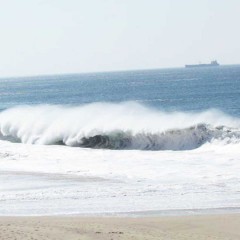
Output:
[{"xmin": 0, "ymin": 102, "xmax": 239, "ymax": 150}]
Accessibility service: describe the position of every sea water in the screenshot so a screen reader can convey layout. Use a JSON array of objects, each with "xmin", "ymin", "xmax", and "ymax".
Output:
[{"xmin": 0, "ymin": 66, "xmax": 239, "ymax": 215}]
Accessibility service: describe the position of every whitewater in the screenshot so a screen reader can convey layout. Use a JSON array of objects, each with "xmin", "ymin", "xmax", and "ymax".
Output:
[
  {"xmin": 0, "ymin": 103, "xmax": 240, "ymax": 150},
  {"xmin": 0, "ymin": 66, "xmax": 240, "ymax": 215}
]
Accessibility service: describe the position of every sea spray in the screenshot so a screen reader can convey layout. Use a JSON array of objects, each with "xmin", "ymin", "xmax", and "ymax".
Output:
[{"xmin": 0, "ymin": 102, "xmax": 239, "ymax": 150}]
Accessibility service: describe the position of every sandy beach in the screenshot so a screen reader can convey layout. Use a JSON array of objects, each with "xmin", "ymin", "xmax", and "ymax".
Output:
[{"xmin": 0, "ymin": 214, "xmax": 239, "ymax": 240}]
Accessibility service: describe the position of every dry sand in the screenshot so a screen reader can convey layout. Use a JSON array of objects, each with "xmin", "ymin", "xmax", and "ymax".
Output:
[{"xmin": 0, "ymin": 214, "xmax": 240, "ymax": 240}]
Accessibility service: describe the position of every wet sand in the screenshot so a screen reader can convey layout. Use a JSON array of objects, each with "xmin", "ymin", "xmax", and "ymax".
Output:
[{"xmin": 0, "ymin": 214, "xmax": 240, "ymax": 240}]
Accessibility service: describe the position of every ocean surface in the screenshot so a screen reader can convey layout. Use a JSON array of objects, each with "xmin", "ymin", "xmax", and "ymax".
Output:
[{"xmin": 0, "ymin": 65, "xmax": 240, "ymax": 215}]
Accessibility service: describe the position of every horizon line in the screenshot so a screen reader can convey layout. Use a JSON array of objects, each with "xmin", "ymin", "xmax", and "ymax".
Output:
[{"xmin": 0, "ymin": 64, "xmax": 239, "ymax": 80}]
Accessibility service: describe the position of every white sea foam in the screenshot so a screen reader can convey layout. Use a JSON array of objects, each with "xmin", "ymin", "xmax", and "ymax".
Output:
[
  {"xmin": 0, "ymin": 138, "xmax": 240, "ymax": 215},
  {"xmin": 0, "ymin": 103, "xmax": 240, "ymax": 215},
  {"xmin": 0, "ymin": 102, "xmax": 239, "ymax": 150}
]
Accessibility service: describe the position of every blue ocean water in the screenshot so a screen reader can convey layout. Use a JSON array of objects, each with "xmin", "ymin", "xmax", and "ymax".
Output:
[
  {"xmin": 0, "ymin": 66, "xmax": 240, "ymax": 215},
  {"xmin": 0, "ymin": 65, "xmax": 240, "ymax": 116}
]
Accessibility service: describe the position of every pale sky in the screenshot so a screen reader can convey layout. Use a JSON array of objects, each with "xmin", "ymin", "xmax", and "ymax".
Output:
[{"xmin": 0, "ymin": 0, "xmax": 239, "ymax": 77}]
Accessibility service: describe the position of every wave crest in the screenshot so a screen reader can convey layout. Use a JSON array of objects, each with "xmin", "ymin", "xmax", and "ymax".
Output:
[
  {"xmin": 0, "ymin": 103, "xmax": 239, "ymax": 150},
  {"xmin": 78, "ymin": 124, "xmax": 240, "ymax": 150}
]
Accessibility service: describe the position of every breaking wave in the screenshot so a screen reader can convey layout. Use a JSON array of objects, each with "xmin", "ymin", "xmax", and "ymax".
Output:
[{"xmin": 0, "ymin": 102, "xmax": 239, "ymax": 150}]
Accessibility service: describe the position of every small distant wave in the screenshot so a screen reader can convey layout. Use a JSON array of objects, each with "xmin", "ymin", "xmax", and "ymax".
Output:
[{"xmin": 0, "ymin": 102, "xmax": 239, "ymax": 150}]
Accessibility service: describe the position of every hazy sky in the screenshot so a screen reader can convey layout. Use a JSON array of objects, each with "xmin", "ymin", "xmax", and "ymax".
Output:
[{"xmin": 0, "ymin": 0, "xmax": 239, "ymax": 77}]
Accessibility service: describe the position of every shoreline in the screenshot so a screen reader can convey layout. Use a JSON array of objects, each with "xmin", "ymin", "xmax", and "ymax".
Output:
[
  {"xmin": 1, "ymin": 214, "xmax": 240, "ymax": 240},
  {"xmin": 2, "ymin": 207, "xmax": 240, "ymax": 217},
  {"xmin": 1, "ymin": 170, "xmax": 240, "ymax": 216}
]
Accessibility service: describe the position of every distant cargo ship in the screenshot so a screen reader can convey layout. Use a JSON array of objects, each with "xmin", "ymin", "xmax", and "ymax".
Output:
[{"xmin": 185, "ymin": 60, "xmax": 220, "ymax": 68}]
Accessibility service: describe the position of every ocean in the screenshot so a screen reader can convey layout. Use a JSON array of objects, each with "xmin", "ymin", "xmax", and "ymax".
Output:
[{"xmin": 0, "ymin": 65, "xmax": 240, "ymax": 215}]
